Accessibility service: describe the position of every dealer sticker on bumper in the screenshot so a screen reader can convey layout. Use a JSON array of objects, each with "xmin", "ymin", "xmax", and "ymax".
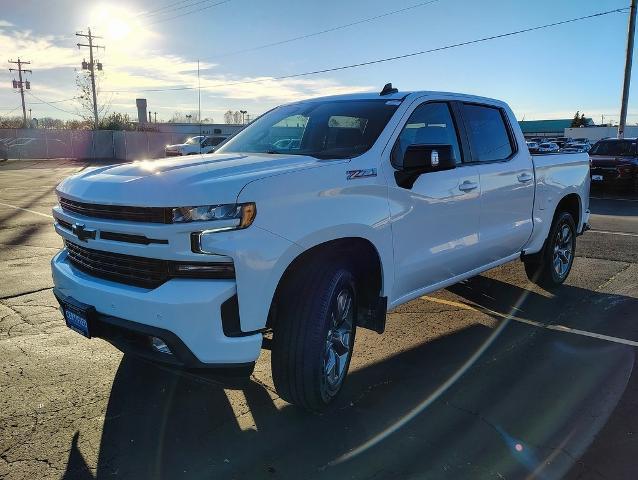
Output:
[
  {"xmin": 592, "ymin": 175, "xmax": 604, "ymax": 181},
  {"xmin": 63, "ymin": 304, "xmax": 91, "ymax": 338}
]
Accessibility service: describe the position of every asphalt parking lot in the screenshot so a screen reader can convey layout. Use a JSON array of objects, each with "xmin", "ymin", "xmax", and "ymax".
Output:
[{"xmin": 1, "ymin": 159, "xmax": 637, "ymax": 480}]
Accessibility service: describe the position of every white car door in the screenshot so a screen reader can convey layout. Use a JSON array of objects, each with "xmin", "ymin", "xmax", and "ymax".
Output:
[
  {"xmin": 459, "ymin": 103, "xmax": 534, "ymax": 263},
  {"xmin": 386, "ymin": 101, "xmax": 482, "ymax": 303}
]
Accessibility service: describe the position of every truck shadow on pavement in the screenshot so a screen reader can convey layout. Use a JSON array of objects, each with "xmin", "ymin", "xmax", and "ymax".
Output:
[{"xmin": 61, "ymin": 275, "xmax": 638, "ymax": 480}]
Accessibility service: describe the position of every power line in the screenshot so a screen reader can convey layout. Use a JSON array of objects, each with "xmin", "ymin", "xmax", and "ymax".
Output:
[
  {"xmin": 144, "ymin": 0, "xmax": 230, "ymax": 19},
  {"xmin": 147, "ymin": 0, "xmax": 232, "ymax": 26},
  {"xmin": 136, "ymin": 0, "xmax": 198, "ymax": 17},
  {"xmin": 26, "ymin": 91, "xmax": 80, "ymax": 116},
  {"xmin": 104, "ymin": 6, "xmax": 629, "ymax": 94},
  {"xmin": 0, "ymin": 106, "xmax": 21, "ymax": 116},
  {"xmin": 211, "ymin": 0, "xmax": 442, "ymax": 58},
  {"xmin": 27, "ymin": 96, "xmax": 79, "ymax": 105}
]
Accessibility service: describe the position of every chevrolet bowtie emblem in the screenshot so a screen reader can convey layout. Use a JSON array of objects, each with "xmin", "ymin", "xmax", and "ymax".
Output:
[{"xmin": 72, "ymin": 223, "xmax": 97, "ymax": 242}]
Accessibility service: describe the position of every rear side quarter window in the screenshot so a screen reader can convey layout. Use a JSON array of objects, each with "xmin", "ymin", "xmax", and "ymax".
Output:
[{"xmin": 461, "ymin": 104, "xmax": 515, "ymax": 162}]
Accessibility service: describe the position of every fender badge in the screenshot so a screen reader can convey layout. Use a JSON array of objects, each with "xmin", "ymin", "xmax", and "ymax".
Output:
[
  {"xmin": 346, "ymin": 168, "xmax": 377, "ymax": 180},
  {"xmin": 431, "ymin": 150, "xmax": 439, "ymax": 167}
]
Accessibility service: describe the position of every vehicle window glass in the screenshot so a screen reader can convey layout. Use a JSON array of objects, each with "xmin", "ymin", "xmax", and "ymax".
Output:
[
  {"xmin": 590, "ymin": 140, "xmax": 636, "ymax": 156},
  {"xmin": 210, "ymin": 137, "xmax": 226, "ymax": 146},
  {"xmin": 217, "ymin": 100, "xmax": 399, "ymax": 159},
  {"xmin": 392, "ymin": 102, "xmax": 462, "ymax": 167},
  {"xmin": 462, "ymin": 104, "xmax": 514, "ymax": 162}
]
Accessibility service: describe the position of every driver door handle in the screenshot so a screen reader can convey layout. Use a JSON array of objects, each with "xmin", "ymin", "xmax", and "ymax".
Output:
[
  {"xmin": 517, "ymin": 172, "xmax": 533, "ymax": 183},
  {"xmin": 458, "ymin": 180, "xmax": 478, "ymax": 192}
]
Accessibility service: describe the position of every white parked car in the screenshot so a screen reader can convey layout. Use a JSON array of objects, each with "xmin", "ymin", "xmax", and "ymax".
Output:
[
  {"xmin": 562, "ymin": 143, "xmax": 591, "ymax": 153},
  {"xmin": 52, "ymin": 86, "xmax": 590, "ymax": 411},
  {"xmin": 537, "ymin": 142, "xmax": 560, "ymax": 153},
  {"xmin": 272, "ymin": 138, "xmax": 301, "ymax": 150},
  {"xmin": 165, "ymin": 135, "xmax": 227, "ymax": 156}
]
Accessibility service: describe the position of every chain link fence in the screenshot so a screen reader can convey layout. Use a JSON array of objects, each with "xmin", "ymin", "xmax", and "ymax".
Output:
[{"xmin": 0, "ymin": 129, "xmax": 191, "ymax": 161}]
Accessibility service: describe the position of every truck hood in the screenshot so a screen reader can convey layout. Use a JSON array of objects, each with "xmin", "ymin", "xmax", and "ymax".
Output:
[{"xmin": 57, "ymin": 153, "xmax": 328, "ymax": 206}]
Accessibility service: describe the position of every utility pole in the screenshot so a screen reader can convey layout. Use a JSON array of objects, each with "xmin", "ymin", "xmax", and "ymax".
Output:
[
  {"xmin": 619, "ymin": 0, "xmax": 637, "ymax": 138},
  {"xmin": 8, "ymin": 58, "xmax": 32, "ymax": 128},
  {"xmin": 76, "ymin": 28, "xmax": 104, "ymax": 130},
  {"xmin": 154, "ymin": 112, "xmax": 157, "ymax": 123}
]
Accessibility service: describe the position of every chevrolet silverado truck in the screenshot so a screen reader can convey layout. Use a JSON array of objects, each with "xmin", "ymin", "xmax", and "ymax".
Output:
[{"xmin": 51, "ymin": 85, "xmax": 590, "ymax": 411}]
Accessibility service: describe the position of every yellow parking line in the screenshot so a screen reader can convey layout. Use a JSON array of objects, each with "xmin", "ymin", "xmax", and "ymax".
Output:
[
  {"xmin": 421, "ymin": 295, "xmax": 638, "ymax": 348},
  {"xmin": 0, "ymin": 202, "xmax": 53, "ymax": 219}
]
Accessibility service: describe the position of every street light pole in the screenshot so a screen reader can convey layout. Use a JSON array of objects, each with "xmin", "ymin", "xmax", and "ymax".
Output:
[{"xmin": 618, "ymin": 0, "xmax": 637, "ymax": 139}]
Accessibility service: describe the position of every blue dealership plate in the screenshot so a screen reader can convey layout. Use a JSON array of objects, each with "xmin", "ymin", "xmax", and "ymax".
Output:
[{"xmin": 63, "ymin": 302, "xmax": 92, "ymax": 338}]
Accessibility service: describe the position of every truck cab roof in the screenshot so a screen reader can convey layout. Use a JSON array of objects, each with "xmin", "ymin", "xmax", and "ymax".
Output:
[{"xmin": 285, "ymin": 90, "xmax": 508, "ymax": 108}]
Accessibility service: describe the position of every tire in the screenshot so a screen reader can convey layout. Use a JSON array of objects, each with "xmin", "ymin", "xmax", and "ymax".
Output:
[
  {"xmin": 523, "ymin": 211, "xmax": 576, "ymax": 289},
  {"xmin": 271, "ymin": 258, "xmax": 357, "ymax": 411}
]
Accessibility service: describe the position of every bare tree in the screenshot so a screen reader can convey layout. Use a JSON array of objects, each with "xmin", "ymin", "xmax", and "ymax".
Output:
[
  {"xmin": 169, "ymin": 111, "xmax": 202, "ymax": 123},
  {"xmin": 224, "ymin": 110, "xmax": 234, "ymax": 124},
  {"xmin": 75, "ymin": 70, "xmax": 111, "ymax": 124},
  {"xmin": 232, "ymin": 111, "xmax": 242, "ymax": 124}
]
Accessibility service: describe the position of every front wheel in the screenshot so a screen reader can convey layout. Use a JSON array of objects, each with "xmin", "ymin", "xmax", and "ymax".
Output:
[
  {"xmin": 271, "ymin": 259, "xmax": 357, "ymax": 411},
  {"xmin": 524, "ymin": 211, "xmax": 576, "ymax": 288}
]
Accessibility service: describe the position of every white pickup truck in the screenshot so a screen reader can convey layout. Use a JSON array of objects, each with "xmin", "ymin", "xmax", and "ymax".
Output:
[{"xmin": 51, "ymin": 86, "xmax": 590, "ymax": 411}]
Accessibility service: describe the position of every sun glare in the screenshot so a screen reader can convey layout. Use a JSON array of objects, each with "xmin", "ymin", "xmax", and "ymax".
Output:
[{"xmin": 88, "ymin": 5, "xmax": 138, "ymax": 42}]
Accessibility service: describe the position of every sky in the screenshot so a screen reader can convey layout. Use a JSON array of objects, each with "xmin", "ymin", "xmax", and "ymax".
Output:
[{"xmin": 0, "ymin": 0, "xmax": 636, "ymax": 124}]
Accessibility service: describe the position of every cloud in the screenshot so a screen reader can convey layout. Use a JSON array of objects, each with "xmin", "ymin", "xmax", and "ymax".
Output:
[
  {"xmin": 0, "ymin": 20, "xmax": 13, "ymax": 28},
  {"xmin": 0, "ymin": 21, "xmax": 372, "ymax": 119}
]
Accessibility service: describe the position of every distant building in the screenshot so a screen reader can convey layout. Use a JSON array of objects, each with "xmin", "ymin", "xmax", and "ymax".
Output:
[{"xmin": 519, "ymin": 118, "xmax": 595, "ymax": 138}]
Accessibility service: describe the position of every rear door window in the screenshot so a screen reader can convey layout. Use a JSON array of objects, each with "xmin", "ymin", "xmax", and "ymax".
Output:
[{"xmin": 461, "ymin": 104, "xmax": 515, "ymax": 162}]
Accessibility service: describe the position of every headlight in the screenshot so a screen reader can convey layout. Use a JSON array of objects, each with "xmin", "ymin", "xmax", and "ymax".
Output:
[{"xmin": 172, "ymin": 202, "xmax": 256, "ymax": 230}]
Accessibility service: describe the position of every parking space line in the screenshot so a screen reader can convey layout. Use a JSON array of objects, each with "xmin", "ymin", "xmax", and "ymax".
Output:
[
  {"xmin": 0, "ymin": 202, "xmax": 53, "ymax": 219},
  {"xmin": 421, "ymin": 296, "xmax": 638, "ymax": 348},
  {"xmin": 590, "ymin": 196, "xmax": 638, "ymax": 202},
  {"xmin": 589, "ymin": 229, "xmax": 638, "ymax": 238}
]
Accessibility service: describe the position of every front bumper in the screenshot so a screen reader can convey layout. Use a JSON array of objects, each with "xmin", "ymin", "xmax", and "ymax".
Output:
[
  {"xmin": 590, "ymin": 166, "xmax": 636, "ymax": 186},
  {"xmin": 51, "ymin": 249, "xmax": 263, "ymax": 369}
]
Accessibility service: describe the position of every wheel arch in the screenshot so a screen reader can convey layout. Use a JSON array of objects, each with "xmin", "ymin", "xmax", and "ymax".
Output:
[
  {"xmin": 267, "ymin": 237, "xmax": 387, "ymax": 333},
  {"xmin": 555, "ymin": 192, "xmax": 581, "ymax": 230}
]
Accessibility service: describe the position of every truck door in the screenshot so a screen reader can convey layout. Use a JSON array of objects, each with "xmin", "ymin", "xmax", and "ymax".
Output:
[
  {"xmin": 459, "ymin": 103, "xmax": 534, "ymax": 262},
  {"xmin": 386, "ymin": 101, "xmax": 482, "ymax": 302}
]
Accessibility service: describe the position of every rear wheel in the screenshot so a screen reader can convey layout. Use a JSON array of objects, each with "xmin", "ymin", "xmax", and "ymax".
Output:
[
  {"xmin": 524, "ymin": 211, "xmax": 576, "ymax": 288},
  {"xmin": 271, "ymin": 258, "xmax": 357, "ymax": 411}
]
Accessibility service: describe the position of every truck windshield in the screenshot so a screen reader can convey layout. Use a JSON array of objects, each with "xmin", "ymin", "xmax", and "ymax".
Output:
[
  {"xmin": 590, "ymin": 140, "xmax": 637, "ymax": 156},
  {"xmin": 216, "ymin": 99, "xmax": 399, "ymax": 159}
]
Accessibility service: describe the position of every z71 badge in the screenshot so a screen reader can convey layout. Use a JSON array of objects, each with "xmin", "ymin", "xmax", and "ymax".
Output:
[{"xmin": 346, "ymin": 169, "xmax": 377, "ymax": 180}]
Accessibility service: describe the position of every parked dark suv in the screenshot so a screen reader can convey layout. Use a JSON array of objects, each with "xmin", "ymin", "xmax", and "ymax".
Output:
[{"xmin": 589, "ymin": 138, "xmax": 638, "ymax": 192}]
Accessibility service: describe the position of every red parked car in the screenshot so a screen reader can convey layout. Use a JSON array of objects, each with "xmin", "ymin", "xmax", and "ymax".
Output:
[{"xmin": 589, "ymin": 138, "xmax": 638, "ymax": 192}]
